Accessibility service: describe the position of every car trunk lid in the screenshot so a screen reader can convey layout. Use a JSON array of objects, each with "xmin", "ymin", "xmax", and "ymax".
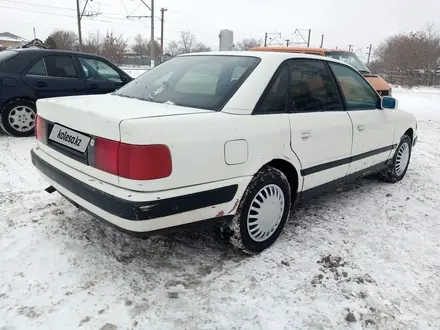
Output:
[{"xmin": 36, "ymin": 94, "xmax": 211, "ymax": 186}]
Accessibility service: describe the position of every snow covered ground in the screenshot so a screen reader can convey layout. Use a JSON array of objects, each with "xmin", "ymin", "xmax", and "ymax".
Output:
[
  {"xmin": 1, "ymin": 88, "xmax": 440, "ymax": 330},
  {"xmin": 120, "ymin": 67, "xmax": 148, "ymax": 79}
]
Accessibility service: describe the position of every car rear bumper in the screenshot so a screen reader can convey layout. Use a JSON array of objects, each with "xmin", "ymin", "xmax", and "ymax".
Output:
[{"xmin": 31, "ymin": 147, "xmax": 251, "ymax": 234}]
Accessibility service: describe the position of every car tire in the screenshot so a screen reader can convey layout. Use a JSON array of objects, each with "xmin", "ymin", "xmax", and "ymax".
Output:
[
  {"xmin": 380, "ymin": 134, "xmax": 412, "ymax": 183},
  {"xmin": 0, "ymin": 99, "xmax": 37, "ymax": 137},
  {"xmin": 229, "ymin": 166, "xmax": 291, "ymax": 254}
]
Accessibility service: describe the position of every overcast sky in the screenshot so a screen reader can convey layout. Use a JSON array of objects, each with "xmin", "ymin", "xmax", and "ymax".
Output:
[{"xmin": 1, "ymin": 0, "xmax": 439, "ymax": 60}]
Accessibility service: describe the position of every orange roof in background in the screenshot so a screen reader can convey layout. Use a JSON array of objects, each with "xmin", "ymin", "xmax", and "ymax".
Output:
[{"xmin": 250, "ymin": 46, "xmax": 351, "ymax": 53}]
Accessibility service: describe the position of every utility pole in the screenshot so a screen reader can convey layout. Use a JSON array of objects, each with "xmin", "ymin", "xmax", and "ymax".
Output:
[
  {"xmin": 307, "ymin": 29, "xmax": 311, "ymax": 47},
  {"xmin": 348, "ymin": 44, "xmax": 353, "ymax": 52},
  {"xmin": 285, "ymin": 39, "xmax": 290, "ymax": 47},
  {"xmin": 264, "ymin": 32, "xmax": 282, "ymax": 47},
  {"xmin": 129, "ymin": 1, "xmax": 155, "ymax": 68},
  {"xmin": 160, "ymin": 8, "xmax": 167, "ymax": 63},
  {"xmin": 76, "ymin": 0, "xmax": 82, "ymax": 51},
  {"xmin": 366, "ymin": 44, "xmax": 372, "ymax": 65},
  {"xmin": 75, "ymin": 0, "xmax": 99, "ymax": 51},
  {"xmin": 150, "ymin": 0, "xmax": 155, "ymax": 68},
  {"xmin": 320, "ymin": 34, "xmax": 324, "ymax": 48}
]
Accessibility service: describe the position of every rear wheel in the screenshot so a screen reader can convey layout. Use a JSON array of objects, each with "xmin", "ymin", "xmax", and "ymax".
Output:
[
  {"xmin": 380, "ymin": 134, "xmax": 412, "ymax": 183},
  {"xmin": 229, "ymin": 166, "xmax": 291, "ymax": 254},
  {"xmin": 0, "ymin": 100, "xmax": 36, "ymax": 137}
]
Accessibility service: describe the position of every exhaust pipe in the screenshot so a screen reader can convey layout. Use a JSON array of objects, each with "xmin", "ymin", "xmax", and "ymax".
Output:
[{"xmin": 45, "ymin": 186, "xmax": 56, "ymax": 194}]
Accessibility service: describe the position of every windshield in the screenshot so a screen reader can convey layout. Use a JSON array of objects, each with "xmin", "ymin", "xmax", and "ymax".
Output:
[
  {"xmin": 0, "ymin": 50, "xmax": 19, "ymax": 65},
  {"xmin": 113, "ymin": 55, "xmax": 260, "ymax": 111},
  {"xmin": 326, "ymin": 51, "xmax": 370, "ymax": 73}
]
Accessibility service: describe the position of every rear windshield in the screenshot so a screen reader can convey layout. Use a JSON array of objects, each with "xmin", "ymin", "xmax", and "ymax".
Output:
[
  {"xmin": 113, "ymin": 55, "xmax": 261, "ymax": 111},
  {"xmin": 0, "ymin": 50, "xmax": 19, "ymax": 65}
]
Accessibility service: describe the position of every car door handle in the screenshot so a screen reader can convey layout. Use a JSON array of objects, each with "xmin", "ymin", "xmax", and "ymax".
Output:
[
  {"xmin": 90, "ymin": 84, "xmax": 99, "ymax": 89},
  {"xmin": 301, "ymin": 131, "xmax": 312, "ymax": 139},
  {"xmin": 36, "ymin": 81, "xmax": 47, "ymax": 87},
  {"xmin": 357, "ymin": 125, "xmax": 365, "ymax": 131}
]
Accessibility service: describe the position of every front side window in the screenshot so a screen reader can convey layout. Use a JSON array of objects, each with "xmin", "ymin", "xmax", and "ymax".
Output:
[
  {"xmin": 289, "ymin": 60, "xmax": 343, "ymax": 112},
  {"xmin": 113, "ymin": 55, "xmax": 260, "ymax": 111},
  {"xmin": 79, "ymin": 57, "xmax": 122, "ymax": 83},
  {"xmin": 329, "ymin": 63, "xmax": 380, "ymax": 110},
  {"xmin": 27, "ymin": 59, "xmax": 46, "ymax": 76},
  {"xmin": 44, "ymin": 56, "xmax": 78, "ymax": 78}
]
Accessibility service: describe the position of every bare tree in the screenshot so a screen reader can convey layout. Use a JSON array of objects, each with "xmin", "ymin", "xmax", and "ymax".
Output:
[
  {"xmin": 101, "ymin": 31, "xmax": 128, "ymax": 65},
  {"xmin": 372, "ymin": 25, "xmax": 440, "ymax": 86},
  {"xmin": 234, "ymin": 38, "xmax": 262, "ymax": 51},
  {"xmin": 82, "ymin": 31, "xmax": 102, "ymax": 55},
  {"xmin": 167, "ymin": 31, "xmax": 211, "ymax": 56},
  {"xmin": 147, "ymin": 40, "xmax": 162, "ymax": 58},
  {"xmin": 44, "ymin": 36, "xmax": 57, "ymax": 49},
  {"xmin": 131, "ymin": 34, "xmax": 162, "ymax": 58},
  {"xmin": 47, "ymin": 29, "xmax": 78, "ymax": 51},
  {"xmin": 131, "ymin": 34, "xmax": 149, "ymax": 55}
]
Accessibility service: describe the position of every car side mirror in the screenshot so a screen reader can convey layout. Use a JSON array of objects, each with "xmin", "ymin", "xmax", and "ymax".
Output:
[{"xmin": 381, "ymin": 96, "xmax": 398, "ymax": 110}]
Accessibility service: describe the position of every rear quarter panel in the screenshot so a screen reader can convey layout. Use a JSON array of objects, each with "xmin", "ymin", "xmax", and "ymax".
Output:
[{"xmin": 119, "ymin": 112, "xmax": 303, "ymax": 192}]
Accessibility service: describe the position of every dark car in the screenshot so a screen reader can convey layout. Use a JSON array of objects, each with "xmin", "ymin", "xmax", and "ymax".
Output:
[{"xmin": 0, "ymin": 49, "xmax": 133, "ymax": 137}]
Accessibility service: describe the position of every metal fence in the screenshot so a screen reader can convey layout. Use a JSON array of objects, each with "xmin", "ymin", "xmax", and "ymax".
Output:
[{"xmin": 374, "ymin": 70, "xmax": 440, "ymax": 87}]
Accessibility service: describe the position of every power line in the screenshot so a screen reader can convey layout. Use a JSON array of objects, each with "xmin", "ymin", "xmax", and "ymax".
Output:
[
  {"xmin": 1, "ymin": 1, "xmax": 220, "ymax": 46},
  {"xmin": 0, "ymin": 0, "xmax": 143, "ymax": 21},
  {"xmin": 0, "ymin": 4, "xmax": 148, "ymax": 25}
]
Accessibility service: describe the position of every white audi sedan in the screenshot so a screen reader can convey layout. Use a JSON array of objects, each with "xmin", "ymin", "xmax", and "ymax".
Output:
[{"xmin": 31, "ymin": 51, "xmax": 417, "ymax": 254}]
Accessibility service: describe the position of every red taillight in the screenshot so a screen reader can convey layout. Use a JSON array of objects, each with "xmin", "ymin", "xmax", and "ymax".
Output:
[
  {"xmin": 119, "ymin": 144, "xmax": 172, "ymax": 180},
  {"xmin": 35, "ymin": 115, "xmax": 46, "ymax": 142},
  {"xmin": 95, "ymin": 137, "xmax": 119, "ymax": 176},
  {"xmin": 94, "ymin": 137, "xmax": 172, "ymax": 180}
]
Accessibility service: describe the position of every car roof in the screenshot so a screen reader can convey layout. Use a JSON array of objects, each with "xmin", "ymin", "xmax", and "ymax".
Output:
[
  {"xmin": 180, "ymin": 50, "xmax": 350, "ymax": 66},
  {"xmin": 250, "ymin": 46, "xmax": 351, "ymax": 53},
  {"xmin": 12, "ymin": 48, "xmax": 107, "ymax": 58}
]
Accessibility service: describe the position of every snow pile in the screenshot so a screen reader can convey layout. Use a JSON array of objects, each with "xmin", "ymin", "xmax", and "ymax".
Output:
[{"xmin": 0, "ymin": 89, "xmax": 440, "ymax": 329}]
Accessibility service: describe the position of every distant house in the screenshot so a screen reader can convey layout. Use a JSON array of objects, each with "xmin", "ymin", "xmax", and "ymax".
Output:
[
  {"xmin": 0, "ymin": 32, "xmax": 28, "ymax": 49},
  {"xmin": 163, "ymin": 53, "xmax": 173, "ymax": 62}
]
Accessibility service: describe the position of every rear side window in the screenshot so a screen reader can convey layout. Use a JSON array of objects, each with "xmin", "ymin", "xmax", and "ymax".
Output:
[
  {"xmin": 44, "ymin": 56, "xmax": 78, "ymax": 79},
  {"xmin": 289, "ymin": 60, "xmax": 343, "ymax": 112},
  {"xmin": 0, "ymin": 50, "xmax": 19, "ymax": 65},
  {"xmin": 329, "ymin": 63, "xmax": 379, "ymax": 110},
  {"xmin": 114, "ymin": 55, "xmax": 260, "ymax": 111},
  {"xmin": 27, "ymin": 59, "xmax": 47, "ymax": 76},
  {"xmin": 255, "ymin": 64, "xmax": 288, "ymax": 113}
]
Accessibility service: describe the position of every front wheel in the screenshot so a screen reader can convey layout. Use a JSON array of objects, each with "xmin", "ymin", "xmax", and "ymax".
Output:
[
  {"xmin": 0, "ymin": 100, "xmax": 37, "ymax": 137},
  {"xmin": 381, "ymin": 134, "xmax": 412, "ymax": 183},
  {"xmin": 229, "ymin": 166, "xmax": 291, "ymax": 254}
]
